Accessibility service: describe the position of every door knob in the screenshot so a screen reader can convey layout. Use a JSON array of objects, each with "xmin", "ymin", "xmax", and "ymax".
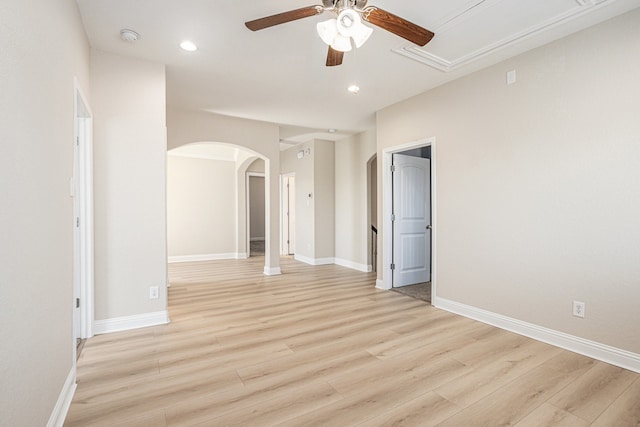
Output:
[{"xmin": 426, "ymin": 225, "xmax": 432, "ymax": 230}]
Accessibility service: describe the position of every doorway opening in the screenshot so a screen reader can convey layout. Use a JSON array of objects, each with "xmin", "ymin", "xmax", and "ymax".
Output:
[
  {"xmin": 247, "ymin": 173, "xmax": 266, "ymax": 257},
  {"xmin": 166, "ymin": 144, "xmax": 279, "ymax": 275},
  {"xmin": 381, "ymin": 138, "xmax": 436, "ymax": 303},
  {"xmin": 367, "ymin": 154, "xmax": 378, "ymax": 273},
  {"xmin": 280, "ymin": 173, "xmax": 296, "ymax": 256},
  {"xmin": 73, "ymin": 79, "xmax": 94, "ymax": 361}
]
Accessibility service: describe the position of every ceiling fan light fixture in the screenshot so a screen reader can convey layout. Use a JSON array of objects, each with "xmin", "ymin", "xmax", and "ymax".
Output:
[
  {"xmin": 351, "ymin": 23, "xmax": 373, "ymax": 48},
  {"xmin": 331, "ymin": 33, "xmax": 352, "ymax": 52},
  {"xmin": 336, "ymin": 9, "xmax": 360, "ymax": 37},
  {"xmin": 317, "ymin": 19, "xmax": 338, "ymax": 46}
]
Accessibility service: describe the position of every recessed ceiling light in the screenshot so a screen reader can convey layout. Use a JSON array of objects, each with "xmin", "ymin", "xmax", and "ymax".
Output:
[
  {"xmin": 180, "ymin": 41, "xmax": 198, "ymax": 52},
  {"xmin": 120, "ymin": 29, "xmax": 140, "ymax": 43},
  {"xmin": 347, "ymin": 84, "xmax": 360, "ymax": 94}
]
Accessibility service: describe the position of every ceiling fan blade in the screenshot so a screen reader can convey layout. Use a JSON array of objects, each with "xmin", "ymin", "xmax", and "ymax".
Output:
[
  {"xmin": 245, "ymin": 6, "xmax": 324, "ymax": 31},
  {"xmin": 362, "ymin": 6, "xmax": 434, "ymax": 46},
  {"xmin": 326, "ymin": 46, "xmax": 344, "ymax": 67}
]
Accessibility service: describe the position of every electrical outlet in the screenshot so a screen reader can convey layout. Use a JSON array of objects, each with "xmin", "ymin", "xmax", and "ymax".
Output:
[
  {"xmin": 149, "ymin": 286, "xmax": 159, "ymax": 300},
  {"xmin": 573, "ymin": 301, "xmax": 585, "ymax": 318}
]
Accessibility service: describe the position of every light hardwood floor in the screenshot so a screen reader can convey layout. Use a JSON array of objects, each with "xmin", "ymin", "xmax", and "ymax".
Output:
[{"xmin": 65, "ymin": 257, "xmax": 640, "ymax": 426}]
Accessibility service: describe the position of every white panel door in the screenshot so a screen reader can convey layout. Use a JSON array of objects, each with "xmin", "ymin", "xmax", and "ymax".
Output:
[{"xmin": 393, "ymin": 153, "xmax": 431, "ymax": 287}]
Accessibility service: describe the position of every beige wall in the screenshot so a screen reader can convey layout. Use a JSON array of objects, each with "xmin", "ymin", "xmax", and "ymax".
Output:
[
  {"xmin": 248, "ymin": 158, "xmax": 266, "ymax": 241},
  {"xmin": 249, "ymin": 176, "xmax": 266, "ymax": 240},
  {"xmin": 167, "ymin": 156, "xmax": 237, "ymax": 257},
  {"xmin": 314, "ymin": 140, "xmax": 336, "ymax": 259},
  {"xmin": 92, "ymin": 50, "xmax": 168, "ymax": 320},
  {"xmin": 247, "ymin": 158, "xmax": 265, "ymax": 173},
  {"xmin": 334, "ymin": 131, "xmax": 377, "ymax": 270},
  {"xmin": 281, "ymin": 143, "xmax": 315, "ymax": 259},
  {"xmin": 281, "ymin": 140, "xmax": 336, "ymax": 262},
  {"xmin": 0, "ymin": 0, "xmax": 90, "ymax": 425},
  {"xmin": 377, "ymin": 10, "xmax": 640, "ymax": 354}
]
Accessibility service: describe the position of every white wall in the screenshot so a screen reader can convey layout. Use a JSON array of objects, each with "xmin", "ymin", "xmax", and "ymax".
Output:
[
  {"xmin": 377, "ymin": 9, "xmax": 640, "ymax": 357},
  {"xmin": 334, "ymin": 131, "xmax": 377, "ymax": 270},
  {"xmin": 167, "ymin": 155, "xmax": 237, "ymax": 259},
  {"xmin": 91, "ymin": 50, "xmax": 168, "ymax": 323},
  {"xmin": 0, "ymin": 0, "xmax": 90, "ymax": 425}
]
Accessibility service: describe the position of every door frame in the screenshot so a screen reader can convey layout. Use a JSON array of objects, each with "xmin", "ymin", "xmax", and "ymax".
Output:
[
  {"xmin": 366, "ymin": 154, "xmax": 377, "ymax": 273},
  {"xmin": 380, "ymin": 138, "xmax": 437, "ymax": 300},
  {"xmin": 73, "ymin": 78, "xmax": 94, "ymax": 350},
  {"xmin": 246, "ymin": 172, "xmax": 266, "ymax": 257},
  {"xmin": 280, "ymin": 173, "xmax": 295, "ymax": 255},
  {"xmin": 391, "ymin": 153, "xmax": 431, "ymax": 288}
]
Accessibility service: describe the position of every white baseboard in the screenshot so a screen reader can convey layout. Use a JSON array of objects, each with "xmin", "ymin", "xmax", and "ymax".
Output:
[
  {"xmin": 375, "ymin": 279, "xmax": 389, "ymax": 290},
  {"xmin": 94, "ymin": 311, "xmax": 169, "ymax": 335},
  {"xmin": 250, "ymin": 237, "xmax": 265, "ymax": 242},
  {"xmin": 434, "ymin": 297, "xmax": 640, "ymax": 374},
  {"xmin": 47, "ymin": 367, "xmax": 76, "ymax": 427},
  {"xmin": 294, "ymin": 255, "xmax": 373, "ymax": 273},
  {"xmin": 264, "ymin": 266, "xmax": 282, "ymax": 276},
  {"xmin": 294, "ymin": 254, "xmax": 335, "ymax": 266},
  {"xmin": 334, "ymin": 258, "xmax": 372, "ymax": 273},
  {"xmin": 168, "ymin": 253, "xmax": 245, "ymax": 263}
]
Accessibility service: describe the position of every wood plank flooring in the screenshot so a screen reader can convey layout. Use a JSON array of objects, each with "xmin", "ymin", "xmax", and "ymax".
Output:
[{"xmin": 65, "ymin": 257, "xmax": 640, "ymax": 426}]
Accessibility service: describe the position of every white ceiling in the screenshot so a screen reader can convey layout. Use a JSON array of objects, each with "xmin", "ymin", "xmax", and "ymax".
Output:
[{"xmin": 77, "ymin": 0, "xmax": 640, "ymax": 141}]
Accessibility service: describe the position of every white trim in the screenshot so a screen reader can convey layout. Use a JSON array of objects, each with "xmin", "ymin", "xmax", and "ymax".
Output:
[
  {"xmin": 334, "ymin": 258, "xmax": 372, "ymax": 273},
  {"xmin": 264, "ymin": 266, "xmax": 282, "ymax": 276},
  {"xmin": 73, "ymin": 78, "xmax": 94, "ymax": 340},
  {"xmin": 280, "ymin": 172, "xmax": 296, "ymax": 256},
  {"xmin": 94, "ymin": 311, "xmax": 169, "ymax": 335},
  {"xmin": 393, "ymin": 0, "xmax": 623, "ymax": 72},
  {"xmin": 294, "ymin": 254, "xmax": 335, "ymax": 266},
  {"xmin": 375, "ymin": 279, "xmax": 389, "ymax": 290},
  {"xmin": 435, "ymin": 297, "xmax": 640, "ymax": 374},
  {"xmin": 168, "ymin": 253, "xmax": 245, "ymax": 263},
  {"xmin": 46, "ymin": 368, "xmax": 76, "ymax": 427},
  {"xmin": 382, "ymin": 138, "xmax": 437, "ymax": 298}
]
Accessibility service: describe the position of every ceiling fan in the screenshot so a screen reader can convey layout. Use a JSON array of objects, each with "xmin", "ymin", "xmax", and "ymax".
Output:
[{"xmin": 245, "ymin": 0, "xmax": 434, "ymax": 67}]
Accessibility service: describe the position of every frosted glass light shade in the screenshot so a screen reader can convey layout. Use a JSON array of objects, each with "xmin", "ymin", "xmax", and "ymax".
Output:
[
  {"xmin": 317, "ymin": 19, "xmax": 338, "ymax": 45},
  {"xmin": 351, "ymin": 24, "xmax": 373, "ymax": 48},
  {"xmin": 331, "ymin": 33, "xmax": 352, "ymax": 52},
  {"xmin": 317, "ymin": 10, "xmax": 371, "ymax": 52}
]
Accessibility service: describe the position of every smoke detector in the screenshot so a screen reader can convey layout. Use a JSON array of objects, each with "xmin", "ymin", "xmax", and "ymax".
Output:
[{"xmin": 120, "ymin": 29, "xmax": 140, "ymax": 43}]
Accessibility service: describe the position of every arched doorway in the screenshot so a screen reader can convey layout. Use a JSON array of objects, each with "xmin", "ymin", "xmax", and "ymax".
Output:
[{"xmin": 166, "ymin": 142, "xmax": 277, "ymax": 274}]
